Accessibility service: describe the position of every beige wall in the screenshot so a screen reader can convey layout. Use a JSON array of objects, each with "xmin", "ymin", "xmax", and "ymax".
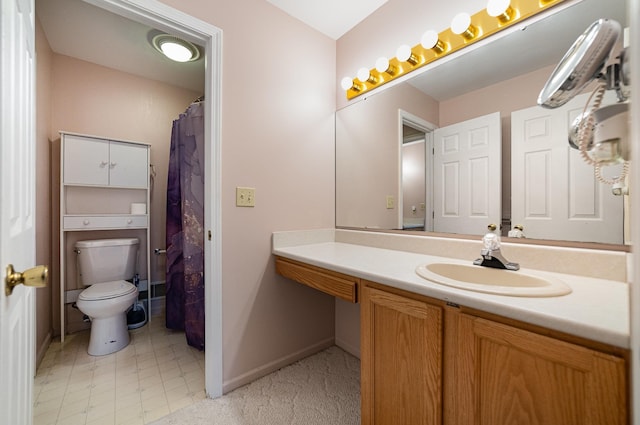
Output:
[
  {"xmin": 35, "ymin": 18, "xmax": 53, "ymax": 366},
  {"xmin": 37, "ymin": 0, "xmax": 337, "ymax": 392}
]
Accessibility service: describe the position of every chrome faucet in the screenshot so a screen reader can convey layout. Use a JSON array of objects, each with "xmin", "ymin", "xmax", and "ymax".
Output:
[{"xmin": 473, "ymin": 224, "xmax": 520, "ymax": 271}]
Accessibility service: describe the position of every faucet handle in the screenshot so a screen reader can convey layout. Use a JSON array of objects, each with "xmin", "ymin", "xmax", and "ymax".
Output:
[{"xmin": 482, "ymin": 231, "xmax": 501, "ymax": 250}]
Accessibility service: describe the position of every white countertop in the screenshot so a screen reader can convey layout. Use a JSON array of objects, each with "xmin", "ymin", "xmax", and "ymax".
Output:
[{"xmin": 273, "ymin": 240, "xmax": 630, "ymax": 349}]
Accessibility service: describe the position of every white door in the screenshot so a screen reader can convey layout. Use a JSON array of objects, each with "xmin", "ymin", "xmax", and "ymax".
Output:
[
  {"xmin": 511, "ymin": 92, "xmax": 623, "ymax": 244},
  {"xmin": 0, "ymin": 0, "xmax": 38, "ymax": 424},
  {"xmin": 433, "ymin": 112, "xmax": 502, "ymax": 235}
]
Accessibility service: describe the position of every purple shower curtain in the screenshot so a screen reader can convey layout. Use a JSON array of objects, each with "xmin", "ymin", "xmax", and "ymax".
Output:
[{"xmin": 165, "ymin": 101, "xmax": 205, "ymax": 350}]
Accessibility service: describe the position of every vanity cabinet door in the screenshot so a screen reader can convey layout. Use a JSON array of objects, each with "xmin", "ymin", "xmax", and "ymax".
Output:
[
  {"xmin": 361, "ymin": 285, "xmax": 443, "ymax": 425},
  {"xmin": 453, "ymin": 313, "xmax": 627, "ymax": 425}
]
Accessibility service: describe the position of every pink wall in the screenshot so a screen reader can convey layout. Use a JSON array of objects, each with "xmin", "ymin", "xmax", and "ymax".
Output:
[{"xmin": 157, "ymin": 0, "xmax": 337, "ymax": 390}]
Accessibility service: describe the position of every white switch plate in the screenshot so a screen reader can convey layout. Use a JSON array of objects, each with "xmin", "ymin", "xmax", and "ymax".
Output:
[
  {"xmin": 386, "ymin": 195, "xmax": 394, "ymax": 209},
  {"xmin": 236, "ymin": 187, "xmax": 255, "ymax": 207}
]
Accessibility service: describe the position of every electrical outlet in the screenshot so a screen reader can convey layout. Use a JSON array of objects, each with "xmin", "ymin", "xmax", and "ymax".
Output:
[
  {"xmin": 236, "ymin": 187, "xmax": 255, "ymax": 207},
  {"xmin": 386, "ymin": 195, "xmax": 395, "ymax": 209},
  {"xmin": 420, "ymin": 203, "xmax": 426, "ymax": 211}
]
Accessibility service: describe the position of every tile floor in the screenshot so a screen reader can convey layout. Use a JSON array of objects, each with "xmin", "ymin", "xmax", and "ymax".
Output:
[{"xmin": 33, "ymin": 313, "xmax": 205, "ymax": 425}]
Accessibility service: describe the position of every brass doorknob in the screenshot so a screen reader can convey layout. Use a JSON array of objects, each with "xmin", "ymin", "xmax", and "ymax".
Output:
[{"xmin": 5, "ymin": 264, "xmax": 48, "ymax": 296}]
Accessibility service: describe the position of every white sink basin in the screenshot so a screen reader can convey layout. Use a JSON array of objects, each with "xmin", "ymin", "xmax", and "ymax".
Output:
[{"xmin": 415, "ymin": 262, "xmax": 572, "ymax": 297}]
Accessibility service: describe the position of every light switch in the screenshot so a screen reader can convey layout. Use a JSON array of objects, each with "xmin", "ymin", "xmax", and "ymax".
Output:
[
  {"xmin": 236, "ymin": 187, "xmax": 255, "ymax": 207},
  {"xmin": 386, "ymin": 195, "xmax": 394, "ymax": 209}
]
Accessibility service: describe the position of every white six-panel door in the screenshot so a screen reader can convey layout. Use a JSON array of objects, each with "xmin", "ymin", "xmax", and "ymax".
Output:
[
  {"xmin": 0, "ymin": 0, "xmax": 37, "ymax": 424},
  {"xmin": 433, "ymin": 112, "xmax": 502, "ymax": 235},
  {"xmin": 511, "ymin": 92, "xmax": 624, "ymax": 244}
]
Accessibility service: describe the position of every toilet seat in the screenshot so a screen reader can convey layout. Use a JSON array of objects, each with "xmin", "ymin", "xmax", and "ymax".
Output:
[{"xmin": 79, "ymin": 280, "xmax": 137, "ymax": 301}]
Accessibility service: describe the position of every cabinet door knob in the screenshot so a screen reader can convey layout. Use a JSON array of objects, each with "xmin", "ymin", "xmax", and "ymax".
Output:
[
  {"xmin": 127, "ymin": 219, "xmax": 133, "ymax": 224},
  {"xmin": 99, "ymin": 161, "xmax": 108, "ymax": 168},
  {"xmin": 110, "ymin": 162, "xmax": 117, "ymax": 168},
  {"xmin": 83, "ymin": 220, "xmax": 90, "ymax": 225}
]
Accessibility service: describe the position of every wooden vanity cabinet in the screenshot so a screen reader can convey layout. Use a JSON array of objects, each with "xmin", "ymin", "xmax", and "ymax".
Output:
[
  {"xmin": 449, "ymin": 312, "xmax": 628, "ymax": 425},
  {"xmin": 360, "ymin": 281, "xmax": 628, "ymax": 425},
  {"xmin": 361, "ymin": 283, "xmax": 443, "ymax": 425}
]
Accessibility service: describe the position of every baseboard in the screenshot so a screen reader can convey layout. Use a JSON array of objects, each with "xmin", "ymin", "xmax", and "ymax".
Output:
[
  {"xmin": 335, "ymin": 337, "xmax": 361, "ymax": 359},
  {"xmin": 150, "ymin": 297, "xmax": 164, "ymax": 317},
  {"xmin": 222, "ymin": 337, "xmax": 335, "ymax": 394},
  {"xmin": 36, "ymin": 332, "xmax": 52, "ymax": 371}
]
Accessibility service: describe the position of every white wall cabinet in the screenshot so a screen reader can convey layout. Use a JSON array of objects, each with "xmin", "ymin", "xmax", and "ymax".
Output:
[
  {"xmin": 63, "ymin": 134, "xmax": 149, "ymax": 188},
  {"xmin": 59, "ymin": 132, "xmax": 151, "ymax": 341}
]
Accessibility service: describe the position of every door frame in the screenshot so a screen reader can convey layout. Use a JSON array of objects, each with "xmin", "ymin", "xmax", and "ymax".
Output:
[
  {"xmin": 397, "ymin": 110, "xmax": 436, "ymax": 231},
  {"xmin": 83, "ymin": 0, "xmax": 223, "ymax": 398}
]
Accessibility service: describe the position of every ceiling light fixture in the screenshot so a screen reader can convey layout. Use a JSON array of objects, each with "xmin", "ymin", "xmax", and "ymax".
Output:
[{"xmin": 151, "ymin": 33, "xmax": 200, "ymax": 62}]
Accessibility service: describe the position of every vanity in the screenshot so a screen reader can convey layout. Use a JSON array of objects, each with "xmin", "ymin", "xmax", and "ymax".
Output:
[{"xmin": 273, "ymin": 229, "xmax": 629, "ymax": 425}]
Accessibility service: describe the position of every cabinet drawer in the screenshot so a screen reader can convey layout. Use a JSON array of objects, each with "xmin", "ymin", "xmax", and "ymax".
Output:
[
  {"xmin": 275, "ymin": 257, "xmax": 358, "ymax": 303},
  {"xmin": 63, "ymin": 215, "xmax": 148, "ymax": 230}
]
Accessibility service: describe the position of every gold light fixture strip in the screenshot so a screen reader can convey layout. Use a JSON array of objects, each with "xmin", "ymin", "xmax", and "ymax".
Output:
[{"xmin": 344, "ymin": 0, "xmax": 567, "ymax": 100}]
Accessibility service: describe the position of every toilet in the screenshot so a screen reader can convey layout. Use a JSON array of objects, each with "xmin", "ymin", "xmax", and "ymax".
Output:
[{"xmin": 75, "ymin": 238, "xmax": 140, "ymax": 356}]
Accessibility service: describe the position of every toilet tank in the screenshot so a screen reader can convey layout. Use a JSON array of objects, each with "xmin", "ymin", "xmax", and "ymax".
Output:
[{"xmin": 75, "ymin": 238, "xmax": 139, "ymax": 286}]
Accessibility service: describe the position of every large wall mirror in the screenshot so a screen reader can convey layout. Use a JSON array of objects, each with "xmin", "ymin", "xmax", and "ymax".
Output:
[{"xmin": 336, "ymin": 0, "xmax": 629, "ymax": 248}]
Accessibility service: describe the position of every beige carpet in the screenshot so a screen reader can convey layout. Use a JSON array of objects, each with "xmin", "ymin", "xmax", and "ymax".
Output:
[{"xmin": 149, "ymin": 346, "xmax": 360, "ymax": 425}]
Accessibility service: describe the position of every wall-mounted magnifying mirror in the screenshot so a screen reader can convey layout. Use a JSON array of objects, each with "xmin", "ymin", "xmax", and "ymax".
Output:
[
  {"xmin": 539, "ymin": 17, "xmax": 631, "ymax": 188},
  {"xmin": 538, "ymin": 19, "xmax": 622, "ymax": 108}
]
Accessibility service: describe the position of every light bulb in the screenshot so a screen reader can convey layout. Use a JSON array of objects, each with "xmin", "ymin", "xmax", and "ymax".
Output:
[
  {"xmin": 421, "ymin": 30, "xmax": 438, "ymax": 49},
  {"xmin": 357, "ymin": 67, "xmax": 371, "ymax": 83},
  {"xmin": 341, "ymin": 77, "xmax": 354, "ymax": 91},
  {"xmin": 375, "ymin": 57, "xmax": 389, "ymax": 73},
  {"xmin": 160, "ymin": 41, "xmax": 193, "ymax": 62},
  {"xmin": 451, "ymin": 12, "xmax": 476, "ymax": 39},
  {"xmin": 487, "ymin": 0, "xmax": 513, "ymax": 22},
  {"xmin": 396, "ymin": 44, "xmax": 412, "ymax": 62},
  {"xmin": 421, "ymin": 30, "xmax": 446, "ymax": 53},
  {"xmin": 396, "ymin": 45, "xmax": 421, "ymax": 65}
]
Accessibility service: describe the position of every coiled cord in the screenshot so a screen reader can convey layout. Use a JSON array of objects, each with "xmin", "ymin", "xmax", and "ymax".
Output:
[{"xmin": 577, "ymin": 84, "xmax": 628, "ymax": 185}]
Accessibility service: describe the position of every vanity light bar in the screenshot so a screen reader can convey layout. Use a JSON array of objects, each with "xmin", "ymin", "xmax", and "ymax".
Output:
[{"xmin": 343, "ymin": 0, "xmax": 568, "ymax": 100}]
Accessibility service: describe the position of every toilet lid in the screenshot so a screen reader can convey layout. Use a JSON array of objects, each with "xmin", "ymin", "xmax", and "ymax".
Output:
[{"xmin": 79, "ymin": 280, "xmax": 137, "ymax": 301}]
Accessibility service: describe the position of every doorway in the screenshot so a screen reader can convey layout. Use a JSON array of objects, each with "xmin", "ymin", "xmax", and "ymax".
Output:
[
  {"xmin": 398, "ymin": 110, "xmax": 435, "ymax": 231},
  {"xmin": 40, "ymin": 0, "xmax": 223, "ymax": 401}
]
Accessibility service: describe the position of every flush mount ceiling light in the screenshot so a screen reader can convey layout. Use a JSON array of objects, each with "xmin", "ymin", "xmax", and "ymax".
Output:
[{"xmin": 151, "ymin": 33, "xmax": 200, "ymax": 62}]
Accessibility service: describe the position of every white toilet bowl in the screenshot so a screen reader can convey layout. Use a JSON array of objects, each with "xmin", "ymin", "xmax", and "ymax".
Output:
[
  {"xmin": 74, "ymin": 237, "xmax": 141, "ymax": 356},
  {"xmin": 76, "ymin": 280, "xmax": 138, "ymax": 356}
]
